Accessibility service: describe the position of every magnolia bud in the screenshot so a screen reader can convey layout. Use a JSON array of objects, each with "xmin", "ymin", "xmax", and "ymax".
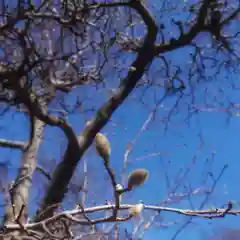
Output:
[
  {"xmin": 95, "ymin": 133, "xmax": 111, "ymax": 163},
  {"xmin": 127, "ymin": 169, "xmax": 148, "ymax": 189},
  {"xmin": 129, "ymin": 203, "xmax": 144, "ymax": 217}
]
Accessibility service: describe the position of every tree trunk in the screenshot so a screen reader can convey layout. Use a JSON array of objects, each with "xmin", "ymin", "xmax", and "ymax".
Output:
[{"xmin": 4, "ymin": 118, "xmax": 45, "ymax": 225}]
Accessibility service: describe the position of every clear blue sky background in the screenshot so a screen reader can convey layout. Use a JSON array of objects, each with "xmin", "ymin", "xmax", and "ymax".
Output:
[{"xmin": 0, "ymin": 0, "xmax": 240, "ymax": 239}]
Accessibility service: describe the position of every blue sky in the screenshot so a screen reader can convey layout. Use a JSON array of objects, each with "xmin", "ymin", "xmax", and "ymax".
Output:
[{"xmin": 0, "ymin": 0, "xmax": 240, "ymax": 239}]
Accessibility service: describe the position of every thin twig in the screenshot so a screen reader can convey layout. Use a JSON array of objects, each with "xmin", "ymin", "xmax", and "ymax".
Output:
[
  {"xmin": 36, "ymin": 166, "xmax": 52, "ymax": 181},
  {"xmin": 0, "ymin": 139, "xmax": 26, "ymax": 150}
]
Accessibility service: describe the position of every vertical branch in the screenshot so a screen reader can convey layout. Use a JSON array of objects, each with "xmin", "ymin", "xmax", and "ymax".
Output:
[
  {"xmin": 82, "ymin": 158, "xmax": 87, "ymax": 206},
  {"xmin": 4, "ymin": 117, "xmax": 45, "ymax": 225}
]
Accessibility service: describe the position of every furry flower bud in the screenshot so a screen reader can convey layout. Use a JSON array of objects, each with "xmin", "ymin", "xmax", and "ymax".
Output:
[
  {"xmin": 95, "ymin": 133, "xmax": 111, "ymax": 163},
  {"xmin": 127, "ymin": 169, "xmax": 148, "ymax": 189},
  {"xmin": 129, "ymin": 203, "xmax": 144, "ymax": 217}
]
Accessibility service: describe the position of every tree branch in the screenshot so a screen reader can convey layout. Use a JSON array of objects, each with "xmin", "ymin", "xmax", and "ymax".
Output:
[
  {"xmin": 36, "ymin": 166, "xmax": 52, "ymax": 181},
  {"xmin": 2, "ymin": 202, "xmax": 239, "ymax": 238},
  {"xmin": 4, "ymin": 118, "xmax": 45, "ymax": 225},
  {"xmin": 34, "ymin": 0, "xmax": 158, "ymax": 222},
  {"xmin": 155, "ymin": 0, "xmax": 210, "ymax": 54},
  {"xmin": 221, "ymin": 7, "xmax": 240, "ymax": 26},
  {"xmin": 0, "ymin": 139, "xmax": 26, "ymax": 150}
]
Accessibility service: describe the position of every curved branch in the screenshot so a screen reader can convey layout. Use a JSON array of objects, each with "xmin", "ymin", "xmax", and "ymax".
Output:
[
  {"xmin": 36, "ymin": 166, "xmax": 52, "ymax": 181},
  {"xmin": 35, "ymin": 0, "xmax": 158, "ymax": 222}
]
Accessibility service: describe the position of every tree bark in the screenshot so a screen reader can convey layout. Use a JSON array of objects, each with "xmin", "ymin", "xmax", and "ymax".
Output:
[{"xmin": 4, "ymin": 118, "xmax": 45, "ymax": 225}]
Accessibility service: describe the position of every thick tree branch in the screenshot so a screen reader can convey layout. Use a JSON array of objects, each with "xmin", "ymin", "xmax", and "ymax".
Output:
[
  {"xmin": 4, "ymin": 118, "xmax": 45, "ymax": 225},
  {"xmin": 35, "ymin": 0, "xmax": 158, "ymax": 222},
  {"xmin": 2, "ymin": 71, "xmax": 82, "ymax": 159}
]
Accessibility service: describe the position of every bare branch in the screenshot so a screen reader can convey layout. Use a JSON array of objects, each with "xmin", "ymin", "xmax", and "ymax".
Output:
[
  {"xmin": 103, "ymin": 161, "xmax": 119, "ymax": 218},
  {"xmin": 36, "ymin": 166, "xmax": 52, "ymax": 181},
  {"xmin": 155, "ymin": 0, "xmax": 211, "ymax": 53},
  {"xmin": 3, "ymin": 202, "xmax": 240, "ymax": 238},
  {"xmin": 35, "ymin": 0, "xmax": 158, "ymax": 221},
  {"xmin": 0, "ymin": 139, "xmax": 26, "ymax": 150},
  {"xmin": 4, "ymin": 118, "xmax": 45, "ymax": 225},
  {"xmin": 0, "ymin": 0, "xmax": 239, "ymax": 238}
]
